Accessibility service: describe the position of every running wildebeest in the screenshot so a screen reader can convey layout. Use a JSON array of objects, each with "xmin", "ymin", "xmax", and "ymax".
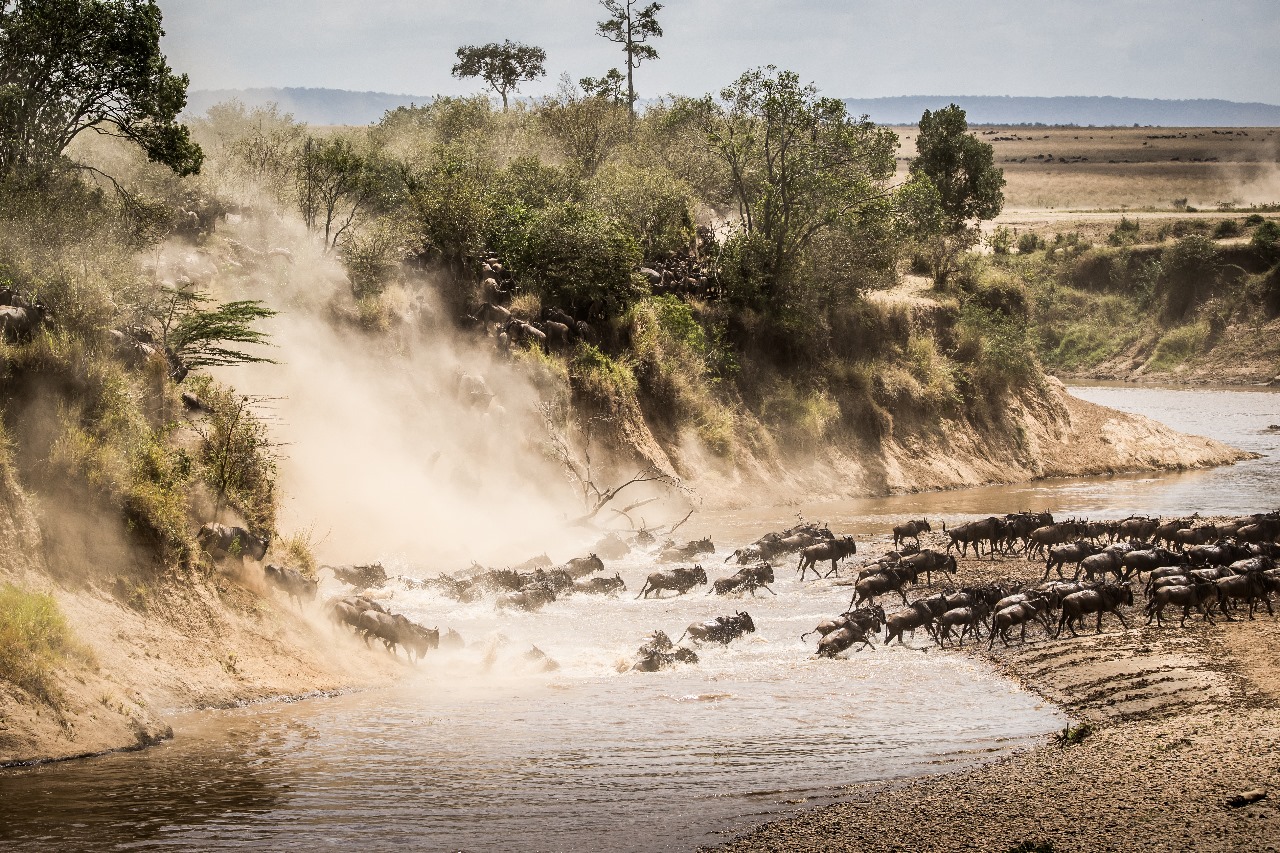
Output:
[
  {"xmin": 631, "ymin": 630, "xmax": 699, "ymax": 672},
  {"xmin": 1056, "ymin": 583, "xmax": 1134, "ymax": 637},
  {"xmin": 197, "ymin": 522, "xmax": 270, "ymax": 565},
  {"xmin": 636, "ymin": 565, "xmax": 708, "ymax": 598},
  {"xmin": 263, "ymin": 564, "xmax": 318, "ymax": 608},
  {"xmin": 892, "ymin": 519, "xmax": 931, "ymax": 548},
  {"xmin": 817, "ymin": 624, "xmax": 876, "ymax": 656},
  {"xmin": 678, "ymin": 612, "xmax": 756, "ymax": 645},
  {"xmin": 570, "ymin": 573, "xmax": 626, "ymax": 596},
  {"xmin": 659, "ymin": 537, "xmax": 715, "ymax": 563},
  {"xmin": 796, "ymin": 536, "xmax": 857, "ymax": 580},
  {"xmin": 710, "ymin": 562, "xmax": 776, "ymax": 596}
]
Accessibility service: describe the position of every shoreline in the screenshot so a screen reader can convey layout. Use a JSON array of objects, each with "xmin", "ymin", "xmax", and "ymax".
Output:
[{"xmin": 711, "ymin": 536, "xmax": 1280, "ymax": 853}]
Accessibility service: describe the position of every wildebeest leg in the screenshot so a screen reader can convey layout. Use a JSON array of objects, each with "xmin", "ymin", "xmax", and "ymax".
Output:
[
  {"xmin": 1113, "ymin": 608, "xmax": 1128, "ymax": 629},
  {"xmin": 897, "ymin": 588, "xmax": 910, "ymax": 606},
  {"xmin": 759, "ymin": 584, "xmax": 776, "ymax": 596}
]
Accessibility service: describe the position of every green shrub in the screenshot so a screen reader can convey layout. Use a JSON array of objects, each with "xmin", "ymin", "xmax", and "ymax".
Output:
[
  {"xmin": 0, "ymin": 584, "xmax": 74, "ymax": 705},
  {"xmin": 1251, "ymin": 220, "xmax": 1280, "ymax": 265},
  {"xmin": 1244, "ymin": 213, "xmax": 1265, "ymax": 226},
  {"xmin": 1016, "ymin": 232, "xmax": 1042, "ymax": 255},
  {"xmin": 987, "ymin": 226, "xmax": 1014, "ymax": 255},
  {"xmin": 1146, "ymin": 322, "xmax": 1208, "ymax": 371},
  {"xmin": 1212, "ymin": 219, "xmax": 1241, "ymax": 239},
  {"xmin": 569, "ymin": 343, "xmax": 637, "ymax": 404},
  {"xmin": 1159, "ymin": 235, "xmax": 1220, "ymax": 320},
  {"xmin": 1107, "ymin": 216, "xmax": 1141, "ymax": 246}
]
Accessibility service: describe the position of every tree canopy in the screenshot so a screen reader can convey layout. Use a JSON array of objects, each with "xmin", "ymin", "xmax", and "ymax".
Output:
[
  {"xmin": 595, "ymin": 0, "xmax": 662, "ymax": 120},
  {"xmin": 903, "ymin": 104, "xmax": 1004, "ymax": 285},
  {"xmin": 451, "ymin": 40, "xmax": 547, "ymax": 112},
  {"xmin": 692, "ymin": 67, "xmax": 899, "ymax": 308},
  {"xmin": 0, "ymin": 0, "xmax": 203, "ymax": 178}
]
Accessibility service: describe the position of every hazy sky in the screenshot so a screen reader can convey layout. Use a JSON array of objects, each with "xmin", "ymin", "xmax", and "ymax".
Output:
[{"xmin": 161, "ymin": 0, "xmax": 1280, "ymax": 103}]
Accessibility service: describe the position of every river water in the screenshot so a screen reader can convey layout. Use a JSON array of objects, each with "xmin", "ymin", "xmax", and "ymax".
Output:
[{"xmin": 1, "ymin": 384, "xmax": 1276, "ymax": 853}]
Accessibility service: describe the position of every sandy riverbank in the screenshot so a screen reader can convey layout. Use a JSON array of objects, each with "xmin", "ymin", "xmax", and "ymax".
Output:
[{"xmin": 712, "ymin": 536, "xmax": 1280, "ymax": 853}]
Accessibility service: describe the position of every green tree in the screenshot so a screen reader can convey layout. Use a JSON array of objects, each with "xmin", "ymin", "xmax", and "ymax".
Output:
[
  {"xmin": 697, "ymin": 67, "xmax": 898, "ymax": 307},
  {"xmin": 295, "ymin": 135, "xmax": 386, "ymax": 250},
  {"xmin": 0, "ymin": 0, "xmax": 203, "ymax": 178},
  {"xmin": 152, "ymin": 286, "xmax": 278, "ymax": 376},
  {"xmin": 579, "ymin": 68, "xmax": 627, "ymax": 104},
  {"xmin": 907, "ymin": 104, "xmax": 1005, "ymax": 286},
  {"xmin": 537, "ymin": 76, "xmax": 630, "ymax": 178},
  {"xmin": 595, "ymin": 0, "xmax": 663, "ymax": 120},
  {"xmin": 451, "ymin": 40, "xmax": 547, "ymax": 112}
]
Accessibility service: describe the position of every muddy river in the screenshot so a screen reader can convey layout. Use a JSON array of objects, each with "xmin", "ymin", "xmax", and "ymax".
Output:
[{"xmin": 1, "ymin": 384, "xmax": 1276, "ymax": 852}]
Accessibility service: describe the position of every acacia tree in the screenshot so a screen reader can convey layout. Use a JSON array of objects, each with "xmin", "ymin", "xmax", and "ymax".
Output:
[
  {"xmin": 595, "ymin": 0, "xmax": 663, "ymax": 120},
  {"xmin": 451, "ymin": 40, "xmax": 547, "ymax": 112},
  {"xmin": 0, "ymin": 0, "xmax": 202, "ymax": 178},
  {"xmin": 905, "ymin": 104, "xmax": 1004, "ymax": 286},
  {"xmin": 693, "ymin": 67, "xmax": 899, "ymax": 307}
]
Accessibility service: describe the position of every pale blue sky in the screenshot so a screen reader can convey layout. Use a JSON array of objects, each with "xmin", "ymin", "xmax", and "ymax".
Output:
[{"xmin": 161, "ymin": 0, "xmax": 1280, "ymax": 103}]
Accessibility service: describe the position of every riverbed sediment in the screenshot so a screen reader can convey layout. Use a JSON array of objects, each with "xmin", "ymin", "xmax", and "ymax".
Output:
[{"xmin": 712, "ymin": 540, "xmax": 1280, "ymax": 853}]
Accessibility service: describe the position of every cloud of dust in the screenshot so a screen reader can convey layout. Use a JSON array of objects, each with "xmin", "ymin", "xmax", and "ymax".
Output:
[
  {"xmin": 1207, "ymin": 132, "xmax": 1280, "ymax": 208},
  {"xmin": 154, "ymin": 213, "xmax": 585, "ymax": 569}
]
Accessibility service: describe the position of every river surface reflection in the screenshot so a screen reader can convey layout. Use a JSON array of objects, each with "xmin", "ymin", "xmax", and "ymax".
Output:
[{"xmin": 1, "ymin": 384, "xmax": 1274, "ymax": 852}]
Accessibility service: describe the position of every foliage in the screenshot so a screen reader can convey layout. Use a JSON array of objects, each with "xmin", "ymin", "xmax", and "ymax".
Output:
[
  {"xmin": 295, "ymin": 134, "xmax": 395, "ymax": 250},
  {"xmin": 697, "ymin": 67, "xmax": 898, "ymax": 310},
  {"xmin": 537, "ymin": 77, "xmax": 631, "ymax": 178},
  {"xmin": 592, "ymin": 160, "xmax": 694, "ymax": 258},
  {"xmin": 1146, "ymin": 322, "xmax": 1208, "ymax": 371},
  {"xmin": 1107, "ymin": 215, "xmax": 1141, "ymax": 246},
  {"xmin": 569, "ymin": 343, "xmax": 637, "ymax": 404},
  {"xmin": 0, "ymin": 0, "xmax": 203, "ymax": 178},
  {"xmin": 186, "ymin": 376, "xmax": 278, "ymax": 535},
  {"xmin": 907, "ymin": 104, "xmax": 1005, "ymax": 285},
  {"xmin": 595, "ymin": 0, "xmax": 663, "ymax": 119},
  {"xmin": 987, "ymin": 226, "xmax": 1014, "ymax": 255},
  {"xmin": 492, "ymin": 199, "xmax": 643, "ymax": 311},
  {"xmin": 579, "ymin": 68, "xmax": 626, "ymax": 104},
  {"xmin": 1251, "ymin": 220, "xmax": 1280, "ymax": 265},
  {"xmin": 451, "ymin": 40, "xmax": 547, "ymax": 112},
  {"xmin": 1017, "ymin": 231, "xmax": 1043, "ymax": 254},
  {"xmin": 198, "ymin": 100, "xmax": 303, "ymax": 199},
  {"xmin": 0, "ymin": 584, "xmax": 74, "ymax": 705},
  {"xmin": 154, "ymin": 286, "xmax": 278, "ymax": 372},
  {"xmin": 1159, "ymin": 234, "xmax": 1220, "ymax": 320}
]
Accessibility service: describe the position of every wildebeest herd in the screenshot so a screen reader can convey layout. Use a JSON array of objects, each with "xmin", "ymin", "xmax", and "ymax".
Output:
[{"xmin": 196, "ymin": 507, "xmax": 1280, "ymax": 673}]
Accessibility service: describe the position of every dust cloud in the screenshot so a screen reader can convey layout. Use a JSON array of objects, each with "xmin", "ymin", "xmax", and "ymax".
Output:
[{"xmin": 155, "ymin": 213, "xmax": 586, "ymax": 569}]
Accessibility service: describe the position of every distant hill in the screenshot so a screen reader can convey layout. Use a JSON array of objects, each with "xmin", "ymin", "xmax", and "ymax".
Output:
[
  {"xmin": 184, "ymin": 88, "xmax": 1280, "ymax": 128},
  {"xmin": 841, "ymin": 95, "xmax": 1280, "ymax": 127}
]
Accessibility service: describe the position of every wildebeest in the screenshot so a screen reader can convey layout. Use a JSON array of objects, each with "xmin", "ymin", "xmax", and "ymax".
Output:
[
  {"xmin": 892, "ymin": 519, "xmax": 931, "ymax": 548},
  {"xmin": 659, "ymin": 537, "xmax": 715, "ymax": 563},
  {"xmin": 263, "ymin": 564, "xmax": 318, "ymax": 608},
  {"xmin": 498, "ymin": 582, "xmax": 557, "ymax": 611},
  {"xmin": 1153, "ymin": 516, "xmax": 1197, "ymax": 547},
  {"xmin": 816, "ymin": 624, "xmax": 876, "ymax": 657},
  {"xmin": 1172, "ymin": 525, "xmax": 1220, "ymax": 551},
  {"xmin": 631, "ymin": 630, "xmax": 699, "ymax": 672},
  {"xmin": 563, "ymin": 553, "xmax": 605, "ymax": 578},
  {"xmin": 1146, "ymin": 576, "xmax": 1217, "ymax": 627},
  {"xmin": 1057, "ymin": 583, "xmax": 1134, "ymax": 637},
  {"xmin": 357, "ymin": 610, "xmax": 439, "ymax": 661},
  {"xmin": 1116, "ymin": 515, "xmax": 1160, "ymax": 542},
  {"xmin": 849, "ymin": 567, "xmax": 910, "ymax": 609},
  {"xmin": 1120, "ymin": 547, "xmax": 1183, "ymax": 581},
  {"xmin": 883, "ymin": 601, "xmax": 940, "ymax": 646},
  {"xmin": 0, "ymin": 302, "xmax": 46, "ymax": 343},
  {"xmin": 935, "ymin": 601, "xmax": 990, "ymax": 647},
  {"xmin": 330, "ymin": 562, "xmax": 389, "ymax": 589},
  {"xmin": 636, "ymin": 565, "xmax": 708, "ymax": 598},
  {"xmin": 796, "ymin": 536, "xmax": 857, "ymax": 580},
  {"xmin": 710, "ymin": 562, "xmax": 775, "ymax": 596},
  {"xmin": 197, "ymin": 522, "xmax": 269, "ymax": 565},
  {"xmin": 725, "ymin": 523, "xmax": 831, "ymax": 564},
  {"xmin": 1215, "ymin": 570, "xmax": 1273, "ymax": 620},
  {"xmin": 570, "ymin": 573, "xmax": 626, "ymax": 596},
  {"xmin": 800, "ymin": 605, "xmax": 886, "ymax": 643},
  {"xmin": 988, "ymin": 598, "xmax": 1050, "ymax": 648},
  {"xmin": 1043, "ymin": 540, "xmax": 1102, "ymax": 580},
  {"xmin": 678, "ymin": 611, "xmax": 756, "ymax": 644},
  {"xmin": 896, "ymin": 550, "xmax": 958, "ymax": 585}
]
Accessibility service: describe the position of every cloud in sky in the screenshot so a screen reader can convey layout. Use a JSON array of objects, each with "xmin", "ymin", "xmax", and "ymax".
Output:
[{"xmin": 161, "ymin": 0, "xmax": 1280, "ymax": 103}]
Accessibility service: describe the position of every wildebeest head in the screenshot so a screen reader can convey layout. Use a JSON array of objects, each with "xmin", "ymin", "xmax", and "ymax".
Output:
[
  {"xmin": 736, "ymin": 612, "xmax": 756, "ymax": 633},
  {"xmin": 692, "ymin": 564, "xmax": 708, "ymax": 584}
]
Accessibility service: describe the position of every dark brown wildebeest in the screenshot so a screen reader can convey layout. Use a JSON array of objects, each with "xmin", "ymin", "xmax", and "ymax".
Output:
[
  {"xmin": 631, "ymin": 630, "xmax": 698, "ymax": 672},
  {"xmin": 816, "ymin": 624, "xmax": 876, "ymax": 657},
  {"xmin": 1043, "ymin": 540, "xmax": 1102, "ymax": 581},
  {"xmin": 678, "ymin": 611, "xmax": 756, "ymax": 645},
  {"xmin": 636, "ymin": 565, "xmax": 708, "ymax": 598},
  {"xmin": 1078, "ymin": 550, "xmax": 1124, "ymax": 583},
  {"xmin": 659, "ymin": 537, "xmax": 715, "ymax": 563},
  {"xmin": 1120, "ymin": 547, "xmax": 1183, "ymax": 581},
  {"xmin": 563, "ymin": 554, "xmax": 605, "ymax": 578},
  {"xmin": 1215, "ymin": 569, "xmax": 1273, "ymax": 620},
  {"xmin": 796, "ymin": 536, "xmax": 857, "ymax": 580},
  {"xmin": 1116, "ymin": 515, "xmax": 1159, "ymax": 542},
  {"xmin": 935, "ymin": 601, "xmax": 990, "ymax": 647},
  {"xmin": 945, "ymin": 517, "xmax": 1005, "ymax": 558},
  {"xmin": 497, "ymin": 582, "xmax": 557, "ymax": 612},
  {"xmin": 892, "ymin": 519, "xmax": 930, "ymax": 549},
  {"xmin": 800, "ymin": 605, "xmax": 886, "ymax": 643},
  {"xmin": 1146, "ymin": 576, "xmax": 1217, "ymax": 627},
  {"xmin": 263, "ymin": 564, "xmax": 318, "ymax": 608},
  {"xmin": 1153, "ymin": 516, "xmax": 1197, "ymax": 548},
  {"xmin": 849, "ymin": 567, "xmax": 910, "ymax": 609},
  {"xmin": 988, "ymin": 598, "xmax": 1049, "ymax": 648},
  {"xmin": 197, "ymin": 522, "xmax": 269, "ymax": 565},
  {"xmin": 1172, "ymin": 525, "xmax": 1220, "ymax": 551},
  {"xmin": 896, "ymin": 550, "xmax": 958, "ymax": 586},
  {"xmin": 571, "ymin": 573, "xmax": 626, "ymax": 596},
  {"xmin": 1056, "ymin": 583, "xmax": 1134, "ymax": 637},
  {"xmin": 883, "ymin": 600, "xmax": 940, "ymax": 646},
  {"xmin": 356, "ymin": 610, "xmax": 439, "ymax": 661},
  {"xmin": 710, "ymin": 562, "xmax": 775, "ymax": 597}
]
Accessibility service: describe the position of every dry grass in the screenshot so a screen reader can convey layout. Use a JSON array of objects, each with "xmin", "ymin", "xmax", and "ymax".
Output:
[
  {"xmin": 892, "ymin": 125, "xmax": 1280, "ymax": 210},
  {"xmin": 0, "ymin": 584, "xmax": 82, "ymax": 707}
]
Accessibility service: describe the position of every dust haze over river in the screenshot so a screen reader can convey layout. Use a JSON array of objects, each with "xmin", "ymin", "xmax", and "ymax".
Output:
[{"xmin": 1, "ymin": 383, "xmax": 1276, "ymax": 851}]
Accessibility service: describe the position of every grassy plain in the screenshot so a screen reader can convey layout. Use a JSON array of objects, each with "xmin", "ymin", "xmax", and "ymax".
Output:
[{"xmin": 892, "ymin": 124, "xmax": 1280, "ymax": 212}]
